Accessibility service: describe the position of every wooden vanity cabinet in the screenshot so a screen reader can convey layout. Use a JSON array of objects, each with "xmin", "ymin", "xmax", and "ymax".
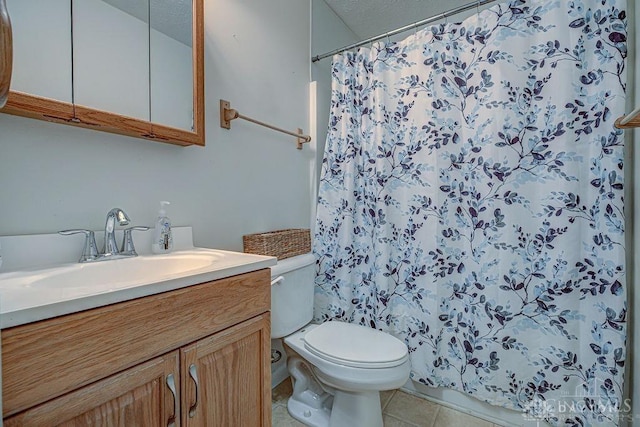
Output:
[{"xmin": 1, "ymin": 269, "xmax": 272, "ymax": 427}]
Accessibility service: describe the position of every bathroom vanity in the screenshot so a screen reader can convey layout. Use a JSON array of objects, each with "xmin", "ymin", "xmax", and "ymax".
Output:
[{"xmin": 0, "ymin": 230, "xmax": 275, "ymax": 426}]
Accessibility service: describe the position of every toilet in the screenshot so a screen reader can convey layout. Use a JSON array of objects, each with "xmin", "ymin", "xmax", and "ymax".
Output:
[{"xmin": 271, "ymin": 254, "xmax": 411, "ymax": 427}]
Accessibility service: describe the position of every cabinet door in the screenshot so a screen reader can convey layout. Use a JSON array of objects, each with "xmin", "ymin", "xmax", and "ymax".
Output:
[
  {"xmin": 5, "ymin": 351, "xmax": 180, "ymax": 427},
  {"xmin": 181, "ymin": 314, "xmax": 271, "ymax": 427}
]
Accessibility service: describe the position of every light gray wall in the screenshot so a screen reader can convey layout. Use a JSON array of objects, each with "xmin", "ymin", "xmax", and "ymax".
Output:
[{"xmin": 0, "ymin": 0, "xmax": 312, "ymax": 252}]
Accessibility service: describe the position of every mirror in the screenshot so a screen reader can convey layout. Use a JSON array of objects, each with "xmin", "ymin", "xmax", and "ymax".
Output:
[
  {"xmin": 150, "ymin": 0, "xmax": 194, "ymax": 131},
  {"xmin": 73, "ymin": 0, "xmax": 150, "ymax": 122},
  {"xmin": 6, "ymin": 0, "xmax": 72, "ymax": 103},
  {"xmin": 1, "ymin": 0, "xmax": 204, "ymax": 146}
]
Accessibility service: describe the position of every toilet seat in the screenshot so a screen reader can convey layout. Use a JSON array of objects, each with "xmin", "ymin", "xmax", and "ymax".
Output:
[{"xmin": 303, "ymin": 321, "xmax": 408, "ymax": 369}]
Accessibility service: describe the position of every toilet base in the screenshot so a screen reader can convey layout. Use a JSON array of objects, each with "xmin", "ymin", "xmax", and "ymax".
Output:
[
  {"xmin": 286, "ymin": 356, "xmax": 384, "ymax": 427},
  {"xmin": 287, "ymin": 357, "xmax": 333, "ymax": 427},
  {"xmin": 288, "ymin": 394, "xmax": 332, "ymax": 427},
  {"xmin": 329, "ymin": 390, "xmax": 383, "ymax": 427}
]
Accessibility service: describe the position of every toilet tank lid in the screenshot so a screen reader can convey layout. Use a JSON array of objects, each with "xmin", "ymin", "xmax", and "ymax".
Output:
[{"xmin": 270, "ymin": 253, "xmax": 314, "ymax": 277}]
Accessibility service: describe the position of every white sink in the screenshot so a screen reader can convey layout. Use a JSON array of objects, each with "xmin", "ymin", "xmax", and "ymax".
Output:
[
  {"xmin": 0, "ymin": 246, "xmax": 276, "ymax": 328},
  {"xmin": 0, "ymin": 250, "xmax": 220, "ymax": 290}
]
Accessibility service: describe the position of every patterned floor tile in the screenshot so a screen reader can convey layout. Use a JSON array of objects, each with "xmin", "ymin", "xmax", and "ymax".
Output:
[
  {"xmin": 272, "ymin": 404, "xmax": 307, "ymax": 427},
  {"xmin": 433, "ymin": 406, "xmax": 494, "ymax": 427},
  {"xmin": 384, "ymin": 391, "xmax": 441, "ymax": 426}
]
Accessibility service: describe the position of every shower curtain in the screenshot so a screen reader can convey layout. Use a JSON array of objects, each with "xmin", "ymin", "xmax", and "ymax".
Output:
[{"xmin": 313, "ymin": 0, "xmax": 627, "ymax": 425}]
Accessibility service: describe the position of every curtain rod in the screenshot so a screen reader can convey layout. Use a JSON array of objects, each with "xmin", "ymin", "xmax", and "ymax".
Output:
[{"xmin": 312, "ymin": 0, "xmax": 498, "ymax": 63}]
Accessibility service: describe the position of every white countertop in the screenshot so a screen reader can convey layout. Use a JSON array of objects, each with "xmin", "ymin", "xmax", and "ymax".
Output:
[{"xmin": 0, "ymin": 228, "xmax": 276, "ymax": 328}]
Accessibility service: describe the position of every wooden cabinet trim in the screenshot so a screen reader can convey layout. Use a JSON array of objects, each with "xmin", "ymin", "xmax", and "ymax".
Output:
[
  {"xmin": 1, "ymin": 91, "xmax": 75, "ymax": 122},
  {"xmin": 2, "ymin": 268, "xmax": 270, "ymax": 417}
]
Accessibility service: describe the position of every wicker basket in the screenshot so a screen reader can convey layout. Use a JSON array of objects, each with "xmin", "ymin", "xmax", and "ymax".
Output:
[{"xmin": 243, "ymin": 228, "xmax": 311, "ymax": 260}]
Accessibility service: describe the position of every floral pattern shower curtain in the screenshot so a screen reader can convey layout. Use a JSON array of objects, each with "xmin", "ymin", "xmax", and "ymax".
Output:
[{"xmin": 313, "ymin": 0, "xmax": 627, "ymax": 425}]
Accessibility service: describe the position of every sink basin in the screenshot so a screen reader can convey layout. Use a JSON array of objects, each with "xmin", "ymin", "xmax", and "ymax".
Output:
[
  {"xmin": 0, "ymin": 230, "xmax": 277, "ymax": 329},
  {"xmin": 0, "ymin": 250, "xmax": 221, "ymax": 290}
]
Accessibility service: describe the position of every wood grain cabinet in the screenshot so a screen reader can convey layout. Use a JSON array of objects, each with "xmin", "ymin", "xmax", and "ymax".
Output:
[
  {"xmin": 181, "ymin": 315, "xmax": 271, "ymax": 426},
  {"xmin": 1, "ymin": 269, "xmax": 272, "ymax": 427},
  {"xmin": 5, "ymin": 351, "xmax": 181, "ymax": 427},
  {"xmin": 2, "ymin": 0, "xmax": 205, "ymax": 146}
]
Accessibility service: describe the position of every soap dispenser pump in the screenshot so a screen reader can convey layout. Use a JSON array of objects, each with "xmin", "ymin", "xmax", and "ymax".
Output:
[{"xmin": 152, "ymin": 201, "xmax": 173, "ymax": 254}]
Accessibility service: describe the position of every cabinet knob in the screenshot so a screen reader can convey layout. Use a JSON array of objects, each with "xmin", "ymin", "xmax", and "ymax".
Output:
[{"xmin": 188, "ymin": 363, "xmax": 200, "ymax": 418}]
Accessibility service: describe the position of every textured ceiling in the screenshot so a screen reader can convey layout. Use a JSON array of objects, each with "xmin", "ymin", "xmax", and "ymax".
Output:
[
  {"xmin": 323, "ymin": 0, "xmax": 473, "ymax": 39},
  {"xmin": 101, "ymin": 0, "xmax": 192, "ymax": 47}
]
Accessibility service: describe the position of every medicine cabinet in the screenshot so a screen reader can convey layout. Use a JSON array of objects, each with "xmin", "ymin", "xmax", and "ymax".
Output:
[{"xmin": 1, "ymin": 0, "xmax": 204, "ymax": 147}]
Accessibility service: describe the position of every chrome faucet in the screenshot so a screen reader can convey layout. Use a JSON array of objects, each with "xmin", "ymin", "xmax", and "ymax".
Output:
[
  {"xmin": 103, "ymin": 208, "xmax": 130, "ymax": 256},
  {"xmin": 59, "ymin": 208, "xmax": 149, "ymax": 263}
]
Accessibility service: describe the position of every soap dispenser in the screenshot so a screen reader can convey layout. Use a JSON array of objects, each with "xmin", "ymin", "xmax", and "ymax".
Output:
[{"xmin": 152, "ymin": 201, "xmax": 173, "ymax": 254}]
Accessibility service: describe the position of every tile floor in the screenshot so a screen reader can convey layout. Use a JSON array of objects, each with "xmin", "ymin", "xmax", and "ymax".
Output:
[{"xmin": 272, "ymin": 379, "xmax": 503, "ymax": 427}]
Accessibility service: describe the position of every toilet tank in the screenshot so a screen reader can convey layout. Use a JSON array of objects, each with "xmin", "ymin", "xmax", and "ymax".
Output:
[{"xmin": 270, "ymin": 253, "xmax": 315, "ymax": 339}]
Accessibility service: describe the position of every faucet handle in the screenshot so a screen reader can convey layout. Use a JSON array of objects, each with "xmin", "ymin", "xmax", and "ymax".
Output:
[
  {"xmin": 59, "ymin": 229, "xmax": 99, "ymax": 263},
  {"xmin": 121, "ymin": 226, "xmax": 150, "ymax": 256}
]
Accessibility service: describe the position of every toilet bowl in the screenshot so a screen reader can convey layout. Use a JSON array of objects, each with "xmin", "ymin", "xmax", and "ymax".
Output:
[{"xmin": 271, "ymin": 254, "xmax": 411, "ymax": 427}]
